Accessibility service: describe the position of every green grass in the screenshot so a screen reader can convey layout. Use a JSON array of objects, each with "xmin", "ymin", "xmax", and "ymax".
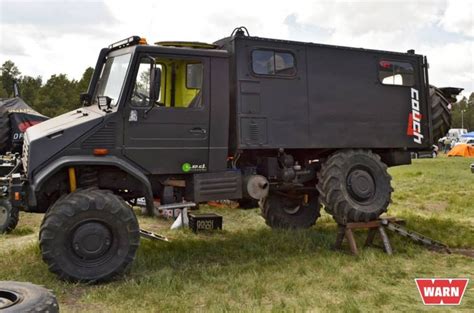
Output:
[{"xmin": 0, "ymin": 156, "xmax": 473, "ymax": 312}]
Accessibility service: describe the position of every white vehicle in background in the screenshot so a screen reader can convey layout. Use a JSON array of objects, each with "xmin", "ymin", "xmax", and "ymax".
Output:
[
  {"xmin": 448, "ymin": 128, "xmax": 468, "ymax": 138},
  {"xmin": 455, "ymin": 137, "xmax": 474, "ymax": 146},
  {"xmin": 438, "ymin": 128, "xmax": 469, "ymax": 148}
]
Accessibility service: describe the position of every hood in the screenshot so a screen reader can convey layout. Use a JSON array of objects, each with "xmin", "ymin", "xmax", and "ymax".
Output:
[
  {"xmin": 26, "ymin": 107, "xmax": 102, "ymax": 142},
  {"xmin": 24, "ymin": 107, "xmax": 105, "ymax": 175}
]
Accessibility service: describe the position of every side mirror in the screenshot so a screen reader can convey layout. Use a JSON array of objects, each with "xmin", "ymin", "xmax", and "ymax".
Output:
[
  {"xmin": 80, "ymin": 92, "xmax": 91, "ymax": 105},
  {"xmin": 149, "ymin": 65, "xmax": 161, "ymax": 106}
]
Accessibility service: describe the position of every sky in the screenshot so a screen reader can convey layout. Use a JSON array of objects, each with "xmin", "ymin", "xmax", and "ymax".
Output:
[{"xmin": 0, "ymin": 0, "xmax": 473, "ymax": 97}]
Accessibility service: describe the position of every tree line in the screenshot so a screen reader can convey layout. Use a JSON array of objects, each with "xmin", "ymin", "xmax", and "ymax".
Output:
[
  {"xmin": 0, "ymin": 59, "xmax": 473, "ymax": 131},
  {"xmin": 451, "ymin": 92, "xmax": 474, "ymax": 131},
  {"xmin": 0, "ymin": 60, "xmax": 93, "ymax": 117}
]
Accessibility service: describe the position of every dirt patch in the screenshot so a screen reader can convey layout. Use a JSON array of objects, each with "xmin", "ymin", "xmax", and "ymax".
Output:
[
  {"xmin": 450, "ymin": 248, "xmax": 474, "ymax": 258},
  {"xmin": 423, "ymin": 201, "xmax": 448, "ymax": 213}
]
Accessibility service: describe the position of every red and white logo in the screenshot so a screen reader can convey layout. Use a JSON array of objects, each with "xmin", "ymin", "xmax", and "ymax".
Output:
[
  {"xmin": 407, "ymin": 88, "xmax": 423, "ymax": 144},
  {"xmin": 415, "ymin": 278, "xmax": 469, "ymax": 305}
]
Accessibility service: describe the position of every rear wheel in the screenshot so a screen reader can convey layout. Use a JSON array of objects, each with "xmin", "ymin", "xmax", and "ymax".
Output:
[
  {"xmin": 39, "ymin": 188, "xmax": 140, "ymax": 282},
  {"xmin": 238, "ymin": 198, "xmax": 259, "ymax": 210},
  {"xmin": 260, "ymin": 192, "xmax": 321, "ymax": 229},
  {"xmin": 317, "ymin": 150, "xmax": 392, "ymax": 224}
]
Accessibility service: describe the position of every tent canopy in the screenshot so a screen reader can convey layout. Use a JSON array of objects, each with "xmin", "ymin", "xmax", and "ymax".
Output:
[
  {"xmin": 0, "ymin": 97, "xmax": 48, "ymax": 153},
  {"xmin": 447, "ymin": 144, "xmax": 474, "ymax": 157}
]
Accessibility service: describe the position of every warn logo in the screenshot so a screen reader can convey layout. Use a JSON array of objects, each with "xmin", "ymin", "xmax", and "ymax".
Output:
[
  {"xmin": 415, "ymin": 278, "xmax": 469, "ymax": 305},
  {"xmin": 407, "ymin": 88, "xmax": 423, "ymax": 144}
]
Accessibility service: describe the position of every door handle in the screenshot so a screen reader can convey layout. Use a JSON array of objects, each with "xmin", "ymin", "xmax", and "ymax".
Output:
[{"xmin": 189, "ymin": 127, "xmax": 207, "ymax": 134}]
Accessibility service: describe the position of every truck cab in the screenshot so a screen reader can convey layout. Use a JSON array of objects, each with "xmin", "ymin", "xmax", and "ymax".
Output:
[{"xmin": 18, "ymin": 37, "xmax": 234, "ymax": 215}]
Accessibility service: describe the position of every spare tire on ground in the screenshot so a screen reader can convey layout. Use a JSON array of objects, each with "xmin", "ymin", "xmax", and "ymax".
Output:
[{"xmin": 0, "ymin": 281, "xmax": 59, "ymax": 313}]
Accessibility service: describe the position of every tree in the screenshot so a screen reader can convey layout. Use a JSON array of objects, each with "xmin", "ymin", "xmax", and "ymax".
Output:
[
  {"xmin": 0, "ymin": 80, "xmax": 8, "ymax": 98},
  {"xmin": 451, "ymin": 93, "xmax": 474, "ymax": 131},
  {"xmin": 19, "ymin": 76, "xmax": 42, "ymax": 108},
  {"xmin": 1, "ymin": 61, "xmax": 21, "ymax": 97},
  {"xmin": 77, "ymin": 67, "xmax": 94, "ymax": 95},
  {"xmin": 0, "ymin": 61, "xmax": 96, "ymax": 117},
  {"xmin": 36, "ymin": 74, "xmax": 79, "ymax": 117}
]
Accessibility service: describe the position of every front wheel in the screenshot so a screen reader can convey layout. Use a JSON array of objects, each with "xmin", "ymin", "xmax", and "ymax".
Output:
[
  {"xmin": 260, "ymin": 192, "xmax": 321, "ymax": 229},
  {"xmin": 39, "ymin": 188, "xmax": 140, "ymax": 282}
]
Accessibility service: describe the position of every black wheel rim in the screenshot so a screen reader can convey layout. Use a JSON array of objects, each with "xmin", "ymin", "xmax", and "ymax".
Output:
[
  {"xmin": 346, "ymin": 167, "xmax": 376, "ymax": 203},
  {"xmin": 71, "ymin": 221, "xmax": 113, "ymax": 262},
  {"xmin": 0, "ymin": 291, "xmax": 21, "ymax": 309}
]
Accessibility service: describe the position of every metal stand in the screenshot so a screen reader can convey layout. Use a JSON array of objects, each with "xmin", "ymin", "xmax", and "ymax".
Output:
[
  {"xmin": 158, "ymin": 201, "xmax": 196, "ymax": 220},
  {"xmin": 140, "ymin": 202, "xmax": 198, "ymax": 242},
  {"xmin": 333, "ymin": 217, "xmax": 405, "ymax": 255}
]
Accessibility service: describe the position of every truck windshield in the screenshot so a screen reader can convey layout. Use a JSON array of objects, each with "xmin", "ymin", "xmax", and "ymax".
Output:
[{"xmin": 94, "ymin": 53, "xmax": 131, "ymax": 106}]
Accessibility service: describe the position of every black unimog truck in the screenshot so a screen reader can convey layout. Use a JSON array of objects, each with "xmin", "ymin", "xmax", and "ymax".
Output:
[{"xmin": 2, "ymin": 28, "xmax": 455, "ymax": 282}]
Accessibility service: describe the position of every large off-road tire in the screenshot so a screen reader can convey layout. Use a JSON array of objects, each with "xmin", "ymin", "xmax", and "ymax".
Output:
[
  {"xmin": 0, "ymin": 281, "xmax": 59, "ymax": 313},
  {"xmin": 0, "ymin": 199, "xmax": 19, "ymax": 234},
  {"xmin": 317, "ymin": 150, "xmax": 392, "ymax": 224},
  {"xmin": 260, "ymin": 192, "xmax": 321, "ymax": 229},
  {"xmin": 39, "ymin": 188, "xmax": 140, "ymax": 283},
  {"xmin": 430, "ymin": 86, "xmax": 452, "ymax": 143},
  {"xmin": 0, "ymin": 110, "xmax": 10, "ymax": 154}
]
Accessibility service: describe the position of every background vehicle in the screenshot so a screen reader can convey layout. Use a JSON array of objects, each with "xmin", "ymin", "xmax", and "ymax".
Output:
[
  {"xmin": 0, "ymin": 86, "xmax": 49, "ymax": 155},
  {"xmin": 2, "ymin": 29, "xmax": 461, "ymax": 282},
  {"xmin": 411, "ymin": 145, "xmax": 438, "ymax": 159},
  {"xmin": 456, "ymin": 137, "xmax": 474, "ymax": 146},
  {"xmin": 0, "ymin": 92, "xmax": 48, "ymax": 233},
  {"xmin": 448, "ymin": 128, "xmax": 468, "ymax": 138}
]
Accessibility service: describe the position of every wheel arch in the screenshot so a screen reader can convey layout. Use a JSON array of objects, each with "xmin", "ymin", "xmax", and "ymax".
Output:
[{"xmin": 28, "ymin": 156, "xmax": 154, "ymax": 214}]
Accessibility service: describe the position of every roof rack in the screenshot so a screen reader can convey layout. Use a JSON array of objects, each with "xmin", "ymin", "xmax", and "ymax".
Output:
[
  {"xmin": 155, "ymin": 41, "xmax": 218, "ymax": 49},
  {"xmin": 109, "ymin": 36, "xmax": 147, "ymax": 50}
]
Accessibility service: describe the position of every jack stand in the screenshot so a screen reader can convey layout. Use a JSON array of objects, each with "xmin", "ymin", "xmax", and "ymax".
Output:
[{"xmin": 333, "ymin": 217, "xmax": 405, "ymax": 255}]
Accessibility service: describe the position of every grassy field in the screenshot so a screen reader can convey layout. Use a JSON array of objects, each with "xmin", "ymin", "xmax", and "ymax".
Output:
[{"xmin": 0, "ymin": 156, "xmax": 473, "ymax": 312}]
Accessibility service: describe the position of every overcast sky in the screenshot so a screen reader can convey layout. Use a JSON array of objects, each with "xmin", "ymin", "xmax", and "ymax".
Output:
[{"xmin": 0, "ymin": 0, "xmax": 473, "ymax": 96}]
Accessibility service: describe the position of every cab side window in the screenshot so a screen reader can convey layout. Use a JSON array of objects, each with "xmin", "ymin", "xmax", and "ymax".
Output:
[
  {"xmin": 252, "ymin": 49, "xmax": 296, "ymax": 76},
  {"xmin": 131, "ymin": 60, "xmax": 164, "ymax": 106},
  {"xmin": 379, "ymin": 60, "xmax": 414, "ymax": 86},
  {"xmin": 131, "ymin": 57, "xmax": 203, "ymax": 109}
]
